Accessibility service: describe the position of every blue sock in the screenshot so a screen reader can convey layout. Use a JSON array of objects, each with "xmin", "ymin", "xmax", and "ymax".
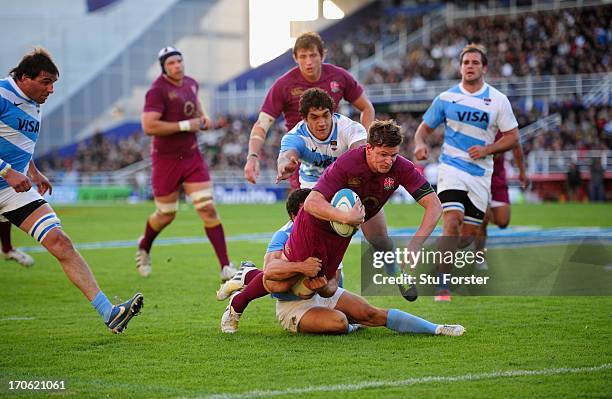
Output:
[
  {"xmin": 338, "ymin": 269, "xmax": 344, "ymax": 288},
  {"xmin": 91, "ymin": 291, "xmax": 113, "ymax": 322},
  {"xmin": 346, "ymin": 323, "xmax": 359, "ymax": 334},
  {"xmin": 386, "ymin": 309, "xmax": 438, "ymax": 334}
]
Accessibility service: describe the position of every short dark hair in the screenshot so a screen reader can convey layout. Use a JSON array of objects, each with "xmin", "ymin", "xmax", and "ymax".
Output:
[
  {"xmin": 10, "ymin": 47, "xmax": 59, "ymax": 80},
  {"xmin": 459, "ymin": 43, "xmax": 488, "ymax": 66},
  {"xmin": 368, "ymin": 120, "xmax": 403, "ymax": 147},
  {"xmin": 293, "ymin": 32, "xmax": 325, "ymax": 58},
  {"xmin": 299, "ymin": 88, "xmax": 334, "ymax": 117},
  {"xmin": 286, "ymin": 188, "xmax": 311, "ymax": 219}
]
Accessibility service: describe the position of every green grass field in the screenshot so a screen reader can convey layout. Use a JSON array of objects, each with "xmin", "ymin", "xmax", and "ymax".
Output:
[{"xmin": 1, "ymin": 202, "xmax": 611, "ymax": 398}]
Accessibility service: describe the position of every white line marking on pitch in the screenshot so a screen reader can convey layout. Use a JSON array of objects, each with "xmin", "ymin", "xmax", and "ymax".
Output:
[{"xmin": 189, "ymin": 363, "xmax": 612, "ymax": 399}]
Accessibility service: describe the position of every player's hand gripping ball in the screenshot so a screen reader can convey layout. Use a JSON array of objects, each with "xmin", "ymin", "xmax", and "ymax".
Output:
[{"xmin": 330, "ymin": 188, "xmax": 363, "ymax": 237}]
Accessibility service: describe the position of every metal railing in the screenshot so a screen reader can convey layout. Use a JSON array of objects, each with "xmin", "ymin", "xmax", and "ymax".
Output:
[{"xmin": 213, "ymin": 73, "xmax": 611, "ymax": 115}]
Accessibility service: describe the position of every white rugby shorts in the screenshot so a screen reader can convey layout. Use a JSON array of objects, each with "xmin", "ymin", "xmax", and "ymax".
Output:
[
  {"xmin": 276, "ymin": 288, "xmax": 345, "ymax": 333},
  {"xmin": 437, "ymin": 163, "xmax": 491, "ymax": 214}
]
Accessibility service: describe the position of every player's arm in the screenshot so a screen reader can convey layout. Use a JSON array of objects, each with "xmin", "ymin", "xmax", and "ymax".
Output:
[
  {"xmin": 141, "ymin": 111, "xmax": 201, "ymax": 136},
  {"xmin": 0, "ymin": 159, "xmax": 31, "ymax": 193},
  {"xmin": 351, "ymin": 94, "xmax": 375, "ymax": 131},
  {"xmin": 244, "ymin": 111, "xmax": 276, "ymax": 184},
  {"xmin": 468, "ymin": 128, "xmax": 519, "ymax": 160},
  {"xmin": 27, "ymin": 160, "xmax": 52, "ymax": 195},
  {"xmin": 349, "ymin": 139, "xmax": 366, "ymax": 149},
  {"xmin": 412, "ymin": 191, "xmax": 442, "ymax": 240},
  {"xmin": 195, "ymin": 99, "xmax": 212, "ymax": 130},
  {"xmin": 263, "ymin": 250, "xmax": 321, "ymax": 280},
  {"xmin": 304, "ymin": 190, "xmax": 364, "ymax": 226},
  {"xmin": 512, "ymin": 141, "xmax": 529, "ymax": 190},
  {"xmin": 403, "ymin": 186, "xmax": 441, "ymax": 268},
  {"xmin": 413, "ymin": 121, "xmax": 435, "ymax": 161},
  {"xmin": 305, "ymin": 276, "xmax": 337, "ymax": 298},
  {"xmin": 276, "ymin": 149, "xmax": 299, "ymax": 183}
]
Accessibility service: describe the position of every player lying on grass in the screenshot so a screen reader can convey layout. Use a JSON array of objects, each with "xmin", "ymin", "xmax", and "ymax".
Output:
[{"xmin": 220, "ymin": 188, "xmax": 464, "ymax": 336}]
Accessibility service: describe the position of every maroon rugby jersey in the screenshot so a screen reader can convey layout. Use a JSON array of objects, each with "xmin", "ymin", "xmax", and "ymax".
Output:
[
  {"xmin": 261, "ymin": 64, "xmax": 363, "ymax": 131},
  {"xmin": 143, "ymin": 75, "xmax": 200, "ymax": 158},
  {"xmin": 312, "ymin": 146, "xmax": 430, "ymax": 228},
  {"xmin": 491, "ymin": 131, "xmax": 507, "ymax": 188}
]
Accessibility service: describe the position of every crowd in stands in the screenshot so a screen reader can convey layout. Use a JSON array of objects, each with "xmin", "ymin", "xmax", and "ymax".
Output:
[
  {"xmin": 38, "ymin": 102, "xmax": 610, "ymax": 179},
  {"xmin": 39, "ymin": 130, "xmax": 148, "ymax": 176},
  {"xmin": 362, "ymin": 5, "xmax": 610, "ymax": 85},
  {"xmin": 36, "ymin": 4, "xmax": 611, "ymax": 179}
]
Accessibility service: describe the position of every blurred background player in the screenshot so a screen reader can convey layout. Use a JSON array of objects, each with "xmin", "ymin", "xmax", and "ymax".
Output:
[
  {"xmin": 1, "ymin": 48, "xmax": 142, "ymax": 333},
  {"xmin": 414, "ymin": 44, "xmax": 519, "ymax": 302},
  {"xmin": 137, "ymin": 46, "xmax": 236, "ymax": 281},
  {"xmin": 243, "ymin": 31, "xmax": 375, "ymax": 187},
  {"xmin": 471, "ymin": 132, "xmax": 528, "ymax": 270},
  {"xmin": 221, "ymin": 189, "xmax": 463, "ymax": 337}
]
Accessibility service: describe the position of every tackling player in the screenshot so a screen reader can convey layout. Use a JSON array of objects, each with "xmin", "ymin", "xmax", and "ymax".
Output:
[
  {"xmin": 221, "ymin": 189, "xmax": 463, "ymax": 336},
  {"xmin": 136, "ymin": 47, "xmax": 236, "ymax": 281},
  {"xmin": 244, "ymin": 31, "xmax": 374, "ymax": 187},
  {"xmin": 1, "ymin": 48, "xmax": 143, "ymax": 333},
  {"xmin": 221, "ymin": 120, "xmax": 443, "ymax": 332}
]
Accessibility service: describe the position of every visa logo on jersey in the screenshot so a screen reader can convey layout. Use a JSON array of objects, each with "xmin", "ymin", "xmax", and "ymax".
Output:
[
  {"xmin": 17, "ymin": 118, "xmax": 40, "ymax": 133},
  {"xmin": 457, "ymin": 111, "xmax": 489, "ymax": 124}
]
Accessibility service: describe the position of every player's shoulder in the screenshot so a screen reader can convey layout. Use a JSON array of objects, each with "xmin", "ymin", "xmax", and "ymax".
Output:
[
  {"xmin": 392, "ymin": 154, "xmax": 416, "ymax": 172},
  {"xmin": 322, "ymin": 63, "xmax": 353, "ymax": 79},
  {"xmin": 286, "ymin": 120, "xmax": 308, "ymax": 136},
  {"xmin": 335, "ymin": 113, "xmax": 363, "ymax": 131},
  {"xmin": 183, "ymin": 75, "xmax": 198, "ymax": 86},
  {"xmin": 147, "ymin": 75, "xmax": 168, "ymax": 94},
  {"xmin": 274, "ymin": 67, "xmax": 301, "ymax": 85},
  {"xmin": 438, "ymin": 84, "xmax": 463, "ymax": 102},
  {"xmin": 484, "ymin": 83, "xmax": 511, "ymax": 102},
  {"xmin": 336, "ymin": 146, "xmax": 364, "ymax": 165}
]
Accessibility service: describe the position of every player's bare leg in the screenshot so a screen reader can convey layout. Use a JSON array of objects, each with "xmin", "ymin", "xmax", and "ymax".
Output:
[
  {"xmin": 19, "ymin": 204, "xmax": 101, "ymax": 300},
  {"xmin": 136, "ymin": 191, "xmax": 179, "ymax": 277},
  {"xmin": 184, "ymin": 181, "xmax": 236, "ymax": 281},
  {"xmin": 490, "ymin": 205, "xmax": 510, "ymax": 228},
  {"xmin": 435, "ymin": 210, "xmax": 463, "ymax": 301},
  {"xmin": 18, "ymin": 203, "xmax": 143, "ymax": 332},
  {"xmin": 470, "ymin": 209, "xmax": 491, "ymax": 270},
  {"xmin": 335, "ymin": 290, "xmax": 464, "ymax": 336},
  {"xmin": 298, "ymin": 307, "xmax": 349, "ymax": 334}
]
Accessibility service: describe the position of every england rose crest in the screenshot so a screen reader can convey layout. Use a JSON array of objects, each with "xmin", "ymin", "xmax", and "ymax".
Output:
[{"xmin": 383, "ymin": 177, "xmax": 395, "ymax": 190}]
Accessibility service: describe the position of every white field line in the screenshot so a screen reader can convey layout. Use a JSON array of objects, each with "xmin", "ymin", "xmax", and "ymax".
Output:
[{"xmin": 187, "ymin": 363, "xmax": 612, "ymax": 399}]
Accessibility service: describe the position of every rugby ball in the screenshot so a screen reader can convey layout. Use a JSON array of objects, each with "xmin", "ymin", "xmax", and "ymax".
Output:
[{"xmin": 330, "ymin": 188, "xmax": 362, "ymax": 237}]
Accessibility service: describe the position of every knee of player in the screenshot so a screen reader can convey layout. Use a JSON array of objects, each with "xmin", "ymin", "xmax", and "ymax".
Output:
[
  {"xmin": 198, "ymin": 203, "xmax": 218, "ymax": 220},
  {"xmin": 43, "ymin": 229, "xmax": 75, "ymax": 256},
  {"xmin": 154, "ymin": 201, "xmax": 178, "ymax": 222},
  {"xmin": 190, "ymin": 188, "xmax": 215, "ymax": 214},
  {"xmin": 329, "ymin": 312, "xmax": 349, "ymax": 333},
  {"xmin": 497, "ymin": 221, "xmax": 509, "ymax": 229}
]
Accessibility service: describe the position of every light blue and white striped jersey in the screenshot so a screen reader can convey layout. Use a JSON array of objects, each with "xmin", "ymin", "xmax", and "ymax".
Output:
[
  {"xmin": 423, "ymin": 83, "xmax": 517, "ymax": 177},
  {"xmin": 0, "ymin": 77, "xmax": 41, "ymax": 190},
  {"xmin": 280, "ymin": 113, "xmax": 366, "ymax": 188},
  {"xmin": 267, "ymin": 221, "xmax": 301, "ymax": 301}
]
